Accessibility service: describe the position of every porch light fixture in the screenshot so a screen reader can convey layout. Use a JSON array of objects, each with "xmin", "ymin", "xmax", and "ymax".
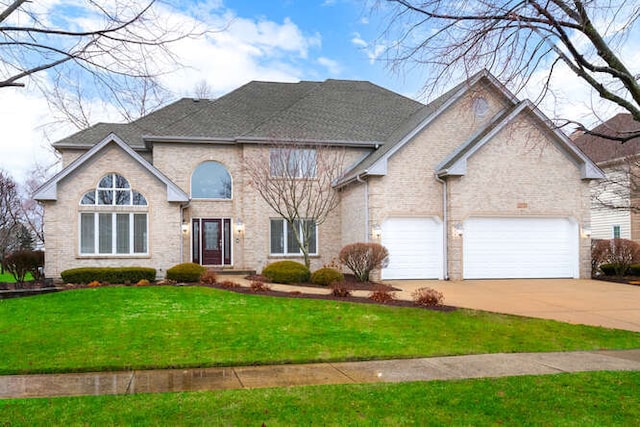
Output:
[
  {"xmin": 235, "ymin": 219, "xmax": 245, "ymax": 235},
  {"xmin": 452, "ymin": 222, "xmax": 463, "ymax": 237},
  {"xmin": 371, "ymin": 224, "xmax": 382, "ymax": 240},
  {"xmin": 181, "ymin": 221, "xmax": 189, "ymax": 234},
  {"xmin": 581, "ymin": 225, "xmax": 592, "ymax": 238}
]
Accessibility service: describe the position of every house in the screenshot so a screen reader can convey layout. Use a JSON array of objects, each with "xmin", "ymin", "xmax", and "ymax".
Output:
[
  {"xmin": 35, "ymin": 70, "xmax": 602, "ymax": 281},
  {"xmin": 573, "ymin": 113, "xmax": 640, "ymax": 241}
]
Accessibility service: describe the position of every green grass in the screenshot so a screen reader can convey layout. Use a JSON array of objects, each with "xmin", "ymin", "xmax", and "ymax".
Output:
[
  {"xmin": 1, "ymin": 371, "xmax": 639, "ymax": 425},
  {"xmin": 1, "ymin": 286, "xmax": 638, "ymax": 375},
  {"xmin": 0, "ymin": 271, "xmax": 34, "ymax": 283}
]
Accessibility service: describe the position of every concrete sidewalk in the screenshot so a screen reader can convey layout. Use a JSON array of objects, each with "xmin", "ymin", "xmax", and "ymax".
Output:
[{"xmin": 2, "ymin": 350, "xmax": 639, "ymax": 399}]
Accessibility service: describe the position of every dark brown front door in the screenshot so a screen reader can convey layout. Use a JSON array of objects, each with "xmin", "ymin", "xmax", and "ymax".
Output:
[
  {"xmin": 202, "ymin": 219, "xmax": 222, "ymax": 265},
  {"xmin": 193, "ymin": 218, "xmax": 232, "ymax": 266}
]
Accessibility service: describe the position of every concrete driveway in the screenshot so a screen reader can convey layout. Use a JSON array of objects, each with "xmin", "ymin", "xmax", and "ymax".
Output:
[{"xmin": 383, "ymin": 279, "xmax": 640, "ymax": 332}]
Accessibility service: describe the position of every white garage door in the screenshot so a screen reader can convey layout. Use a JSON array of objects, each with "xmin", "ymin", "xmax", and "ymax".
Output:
[
  {"xmin": 381, "ymin": 217, "xmax": 443, "ymax": 280},
  {"xmin": 463, "ymin": 217, "xmax": 579, "ymax": 279}
]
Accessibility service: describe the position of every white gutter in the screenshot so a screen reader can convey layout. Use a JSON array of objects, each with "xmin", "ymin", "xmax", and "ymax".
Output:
[
  {"xmin": 356, "ymin": 174, "xmax": 369, "ymax": 241},
  {"xmin": 435, "ymin": 174, "xmax": 449, "ymax": 280}
]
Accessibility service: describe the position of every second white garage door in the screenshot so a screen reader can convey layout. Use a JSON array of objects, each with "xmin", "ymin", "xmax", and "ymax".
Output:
[
  {"xmin": 381, "ymin": 217, "xmax": 443, "ymax": 280},
  {"xmin": 463, "ymin": 217, "xmax": 579, "ymax": 279}
]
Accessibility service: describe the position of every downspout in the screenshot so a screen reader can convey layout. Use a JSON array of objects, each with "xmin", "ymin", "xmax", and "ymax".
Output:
[
  {"xmin": 435, "ymin": 174, "xmax": 449, "ymax": 280},
  {"xmin": 356, "ymin": 173, "xmax": 369, "ymax": 242}
]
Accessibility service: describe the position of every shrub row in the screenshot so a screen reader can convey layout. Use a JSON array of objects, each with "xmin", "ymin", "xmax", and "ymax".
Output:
[
  {"xmin": 262, "ymin": 260, "xmax": 311, "ymax": 284},
  {"xmin": 61, "ymin": 267, "xmax": 156, "ymax": 284},
  {"xmin": 599, "ymin": 263, "xmax": 640, "ymax": 277}
]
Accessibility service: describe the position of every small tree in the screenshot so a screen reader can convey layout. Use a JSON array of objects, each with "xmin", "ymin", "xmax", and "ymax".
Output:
[
  {"xmin": 595, "ymin": 238, "xmax": 640, "ymax": 277},
  {"xmin": 245, "ymin": 142, "xmax": 346, "ymax": 268},
  {"xmin": 339, "ymin": 242, "xmax": 389, "ymax": 282},
  {"xmin": 3, "ymin": 250, "xmax": 44, "ymax": 288}
]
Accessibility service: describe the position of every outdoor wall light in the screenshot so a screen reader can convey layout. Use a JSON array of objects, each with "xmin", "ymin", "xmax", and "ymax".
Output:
[
  {"xmin": 371, "ymin": 223, "xmax": 382, "ymax": 240},
  {"xmin": 235, "ymin": 219, "xmax": 245, "ymax": 235},
  {"xmin": 181, "ymin": 221, "xmax": 189, "ymax": 234},
  {"xmin": 581, "ymin": 225, "xmax": 592, "ymax": 238},
  {"xmin": 452, "ymin": 222, "xmax": 464, "ymax": 237}
]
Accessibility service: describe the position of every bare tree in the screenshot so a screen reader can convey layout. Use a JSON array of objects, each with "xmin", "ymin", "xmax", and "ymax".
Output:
[
  {"xmin": 1, "ymin": 0, "xmax": 202, "ymax": 126},
  {"xmin": 0, "ymin": 170, "xmax": 21, "ymax": 273},
  {"xmin": 245, "ymin": 143, "xmax": 346, "ymax": 268},
  {"xmin": 192, "ymin": 79, "xmax": 215, "ymax": 100},
  {"xmin": 373, "ymin": 0, "xmax": 640, "ymax": 139}
]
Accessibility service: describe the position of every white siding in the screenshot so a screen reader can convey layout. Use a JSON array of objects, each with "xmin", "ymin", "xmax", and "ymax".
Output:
[{"xmin": 591, "ymin": 166, "xmax": 631, "ymax": 239}]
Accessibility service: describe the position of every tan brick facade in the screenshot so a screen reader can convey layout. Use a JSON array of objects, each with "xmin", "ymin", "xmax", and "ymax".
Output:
[{"xmin": 40, "ymin": 77, "xmax": 597, "ymax": 281}]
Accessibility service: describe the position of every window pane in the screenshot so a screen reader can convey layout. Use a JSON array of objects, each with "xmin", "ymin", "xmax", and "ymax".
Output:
[
  {"xmin": 116, "ymin": 214, "xmax": 130, "ymax": 254},
  {"xmin": 298, "ymin": 149, "xmax": 317, "ymax": 178},
  {"xmin": 98, "ymin": 213, "xmax": 112, "ymax": 254},
  {"xmin": 191, "ymin": 161, "xmax": 232, "ymax": 199},
  {"xmin": 270, "ymin": 149, "xmax": 285, "ymax": 177},
  {"xmin": 81, "ymin": 191, "xmax": 95, "ymax": 205},
  {"xmin": 114, "ymin": 174, "xmax": 130, "ymax": 189},
  {"xmin": 114, "ymin": 190, "xmax": 130, "ymax": 205},
  {"xmin": 270, "ymin": 219, "xmax": 284, "ymax": 254},
  {"xmin": 98, "ymin": 190, "xmax": 113, "ymax": 205},
  {"xmin": 132, "ymin": 191, "xmax": 147, "ymax": 205},
  {"xmin": 287, "ymin": 220, "xmax": 301, "ymax": 254},
  {"xmin": 304, "ymin": 219, "xmax": 317, "ymax": 254},
  {"xmin": 134, "ymin": 214, "xmax": 147, "ymax": 253},
  {"xmin": 80, "ymin": 213, "xmax": 95, "ymax": 253},
  {"xmin": 99, "ymin": 175, "xmax": 113, "ymax": 188}
]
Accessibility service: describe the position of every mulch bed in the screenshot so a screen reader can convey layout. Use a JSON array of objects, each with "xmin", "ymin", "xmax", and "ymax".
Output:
[
  {"xmin": 593, "ymin": 276, "xmax": 640, "ymax": 286},
  {"xmin": 0, "ymin": 275, "xmax": 456, "ymax": 311}
]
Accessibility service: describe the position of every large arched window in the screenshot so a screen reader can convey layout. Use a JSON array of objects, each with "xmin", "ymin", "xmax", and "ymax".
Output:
[
  {"xmin": 191, "ymin": 161, "xmax": 232, "ymax": 199},
  {"xmin": 79, "ymin": 174, "xmax": 148, "ymax": 255}
]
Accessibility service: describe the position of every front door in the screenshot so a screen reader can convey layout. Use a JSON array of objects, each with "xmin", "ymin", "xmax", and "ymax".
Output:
[{"xmin": 192, "ymin": 218, "xmax": 232, "ymax": 266}]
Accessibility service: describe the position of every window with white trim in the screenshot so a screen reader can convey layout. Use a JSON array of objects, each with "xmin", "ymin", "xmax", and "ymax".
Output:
[
  {"xmin": 613, "ymin": 225, "xmax": 621, "ymax": 239},
  {"xmin": 191, "ymin": 161, "xmax": 232, "ymax": 199},
  {"xmin": 79, "ymin": 174, "xmax": 148, "ymax": 255},
  {"xmin": 270, "ymin": 218, "xmax": 317, "ymax": 255},
  {"xmin": 269, "ymin": 148, "xmax": 317, "ymax": 178}
]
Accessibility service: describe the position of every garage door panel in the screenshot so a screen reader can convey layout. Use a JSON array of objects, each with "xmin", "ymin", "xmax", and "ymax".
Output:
[
  {"xmin": 381, "ymin": 218, "xmax": 443, "ymax": 280},
  {"xmin": 463, "ymin": 217, "xmax": 579, "ymax": 279}
]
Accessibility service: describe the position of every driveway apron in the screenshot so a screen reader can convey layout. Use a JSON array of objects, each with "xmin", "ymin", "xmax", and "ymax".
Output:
[{"xmin": 384, "ymin": 278, "xmax": 640, "ymax": 332}]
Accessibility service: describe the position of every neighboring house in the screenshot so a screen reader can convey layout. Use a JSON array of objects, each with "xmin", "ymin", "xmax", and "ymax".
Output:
[
  {"xmin": 573, "ymin": 114, "xmax": 640, "ymax": 241},
  {"xmin": 35, "ymin": 70, "xmax": 602, "ymax": 281}
]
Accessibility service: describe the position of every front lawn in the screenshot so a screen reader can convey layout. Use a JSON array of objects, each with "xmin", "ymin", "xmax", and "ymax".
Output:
[
  {"xmin": 1, "ymin": 371, "xmax": 639, "ymax": 425},
  {"xmin": 1, "ymin": 286, "xmax": 638, "ymax": 375}
]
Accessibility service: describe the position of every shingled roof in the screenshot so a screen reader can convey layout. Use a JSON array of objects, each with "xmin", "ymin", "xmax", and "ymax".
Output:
[
  {"xmin": 573, "ymin": 113, "xmax": 640, "ymax": 164},
  {"xmin": 53, "ymin": 79, "xmax": 424, "ymax": 150}
]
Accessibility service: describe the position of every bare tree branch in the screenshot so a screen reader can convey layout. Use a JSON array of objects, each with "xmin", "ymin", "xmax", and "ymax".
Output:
[
  {"xmin": 373, "ymin": 0, "xmax": 640, "ymax": 138},
  {"xmin": 0, "ymin": 0, "xmax": 208, "ymax": 125},
  {"xmin": 245, "ymin": 141, "xmax": 346, "ymax": 268}
]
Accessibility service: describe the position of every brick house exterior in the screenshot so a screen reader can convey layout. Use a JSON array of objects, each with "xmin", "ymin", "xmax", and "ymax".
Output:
[{"xmin": 36, "ymin": 70, "xmax": 602, "ymax": 281}]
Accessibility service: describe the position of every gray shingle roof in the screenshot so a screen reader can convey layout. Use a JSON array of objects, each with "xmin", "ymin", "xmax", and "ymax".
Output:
[{"xmin": 53, "ymin": 79, "xmax": 424, "ymax": 149}]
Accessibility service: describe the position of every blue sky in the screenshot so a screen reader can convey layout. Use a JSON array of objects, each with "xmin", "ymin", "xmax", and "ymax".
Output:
[{"xmin": 1, "ymin": 0, "xmax": 636, "ymax": 183}]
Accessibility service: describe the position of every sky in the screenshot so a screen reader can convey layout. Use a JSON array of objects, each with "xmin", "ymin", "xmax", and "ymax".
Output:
[{"xmin": 0, "ymin": 0, "xmax": 637, "ymax": 184}]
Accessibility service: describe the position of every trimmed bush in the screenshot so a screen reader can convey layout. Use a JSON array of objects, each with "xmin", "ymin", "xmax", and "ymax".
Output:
[
  {"xmin": 262, "ymin": 260, "xmax": 310, "ymax": 284},
  {"xmin": 166, "ymin": 263, "xmax": 206, "ymax": 283},
  {"xmin": 60, "ymin": 267, "xmax": 156, "ymax": 285},
  {"xmin": 339, "ymin": 242, "xmax": 389, "ymax": 282},
  {"xmin": 629, "ymin": 264, "xmax": 640, "ymax": 276},
  {"xmin": 310, "ymin": 267, "xmax": 344, "ymax": 286}
]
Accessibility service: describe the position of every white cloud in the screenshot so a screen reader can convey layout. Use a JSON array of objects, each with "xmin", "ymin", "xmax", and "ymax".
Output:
[{"xmin": 317, "ymin": 57, "xmax": 342, "ymax": 75}]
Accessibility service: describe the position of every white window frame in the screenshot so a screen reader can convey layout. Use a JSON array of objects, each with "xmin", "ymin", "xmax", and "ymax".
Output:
[
  {"xmin": 79, "ymin": 212, "xmax": 148, "ymax": 256},
  {"xmin": 269, "ymin": 148, "xmax": 317, "ymax": 178},
  {"xmin": 79, "ymin": 173, "xmax": 148, "ymax": 256},
  {"xmin": 613, "ymin": 224, "xmax": 621, "ymax": 239},
  {"xmin": 270, "ymin": 218, "xmax": 318, "ymax": 256}
]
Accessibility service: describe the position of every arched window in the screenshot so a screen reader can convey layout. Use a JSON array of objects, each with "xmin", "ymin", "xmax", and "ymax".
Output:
[
  {"xmin": 79, "ymin": 174, "xmax": 148, "ymax": 255},
  {"xmin": 80, "ymin": 173, "xmax": 147, "ymax": 206},
  {"xmin": 191, "ymin": 161, "xmax": 232, "ymax": 199}
]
